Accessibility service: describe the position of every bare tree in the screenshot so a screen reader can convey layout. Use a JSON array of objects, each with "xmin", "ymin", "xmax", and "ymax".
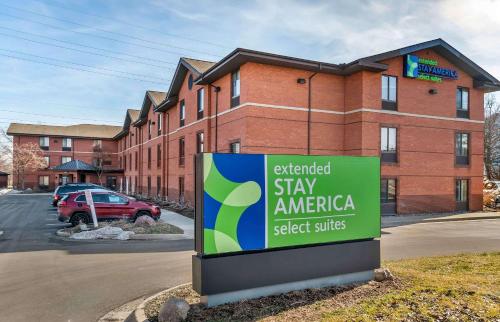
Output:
[
  {"xmin": 484, "ymin": 94, "xmax": 500, "ymax": 180},
  {"xmin": 10, "ymin": 141, "xmax": 47, "ymax": 190},
  {"xmin": 92, "ymin": 142, "xmax": 113, "ymax": 185},
  {"xmin": 0, "ymin": 129, "xmax": 13, "ymax": 175}
]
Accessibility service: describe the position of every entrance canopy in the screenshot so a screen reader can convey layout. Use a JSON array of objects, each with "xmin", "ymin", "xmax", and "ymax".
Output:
[{"xmin": 51, "ymin": 160, "xmax": 96, "ymax": 172}]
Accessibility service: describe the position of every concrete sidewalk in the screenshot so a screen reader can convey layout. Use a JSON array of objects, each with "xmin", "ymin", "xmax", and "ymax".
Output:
[
  {"xmin": 160, "ymin": 209, "xmax": 194, "ymax": 238},
  {"xmin": 382, "ymin": 211, "xmax": 500, "ymax": 228}
]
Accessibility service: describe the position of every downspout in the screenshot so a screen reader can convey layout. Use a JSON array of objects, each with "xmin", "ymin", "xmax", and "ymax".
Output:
[
  {"xmin": 209, "ymin": 85, "xmax": 221, "ymax": 152},
  {"xmin": 161, "ymin": 111, "xmax": 166, "ymax": 198},
  {"xmin": 166, "ymin": 112, "xmax": 170, "ymax": 198},
  {"xmin": 307, "ymin": 65, "xmax": 321, "ymax": 155}
]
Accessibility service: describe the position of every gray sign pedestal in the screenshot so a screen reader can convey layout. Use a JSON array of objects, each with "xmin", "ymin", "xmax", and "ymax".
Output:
[{"xmin": 193, "ymin": 239, "xmax": 380, "ymax": 307}]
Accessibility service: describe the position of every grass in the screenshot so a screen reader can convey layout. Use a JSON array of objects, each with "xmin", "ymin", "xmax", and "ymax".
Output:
[{"xmin": 144, "ymin": 252, "xmax": 500, "ymax": 322}]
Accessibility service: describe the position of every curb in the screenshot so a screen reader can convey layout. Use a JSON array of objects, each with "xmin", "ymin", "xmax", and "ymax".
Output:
[
  {"xmin": 382, "ymin": 214, "xmax": 500, "ymax": 228},
  {"xmin": 55, "ymin": 229, "xmax": 191, "ymax": 241},
  {"xmin": 122, "ymin": 283, "xmax": 192, "ymax": 322}
]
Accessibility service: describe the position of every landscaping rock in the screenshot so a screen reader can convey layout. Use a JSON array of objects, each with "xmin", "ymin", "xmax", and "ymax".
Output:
[
  {"xmin": 374, "ymin": 268, "xmax": 393, "ymax": 282},
  {"xmin": 158, "ymin": 297, "xmax": 190, "ymax": 322},
  {"xmin": 70, "ymin": 226, "xmax": 135, "ymax": 240},
  {"xmin": 134, "ymin": 215, "xmax": 156, "ymax": 226}
]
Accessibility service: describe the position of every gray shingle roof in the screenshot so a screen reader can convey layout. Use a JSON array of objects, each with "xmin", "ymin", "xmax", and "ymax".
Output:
[{"xmin": 51, "ymin": 160, "xmax": 96, "ymax": 171}]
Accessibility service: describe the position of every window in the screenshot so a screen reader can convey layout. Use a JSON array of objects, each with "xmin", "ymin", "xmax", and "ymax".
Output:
[
  {"xmin": 39, "ymin": 137, "xmax": 49, "ymax": 150},
  {"xmin": 381, "ymin": 75, "xmax": 397, "ymax": 110},
  {"xmin": 179, "ymin": 137, "xmax": 185, "ymax": 166},
  {"xmin": 197, "ymin": 88, "xmax": 204, "ymax": 120},
  {"xmin": 157, "ymin": 113, "xmax": 162, "ymax": 135},
  {"xmin": 157, "ymin": 144, "xmax": 162, "ymax": 168},
  {"xmin": 380, "ymin": 127, "xmax": 397, "ymax": 163},
  {"xmin": 93, "ymin": 139, "xmax": 102, "ymax": 148},
  {"xmin": 129, "ymin": 133, "xmax": 133, "ymax": 147},
  {"xmin": 75, "ymin": 195, "xmax": 86, "ymax": 202},
  {"xmin": 61, "ymin": 156, "xmax": 72, "ymax": 164},
  {"xmin": 456, "ymin": 87, "xmax": 469, "ymax": 118},
  {"xmin": 147, "ymin": 147, "xmax": 151, "ymax": 169},
  {"xmin": 455, "ymin": 179, "xmax": 468, "ymax": 211},
  {"xmin": 229, "ymin": 141, "xmax": 241, "ymax": 153},
  {"xmin": 62, "ymin": 138, "xmax": 72, "ymax": 151},
  {"xmin": 106, "ymin": 177, "xmax": 117, "ymax": 190},
  {"xmin": 108, "ymin": 194, "xmax": 127, "ymax": 204},
  {"xmin": 196, "ymin": 132, "xmax": 204, "ymax": 153},
  {"xmin": 380, "ymin": 179, "xmax": 396, "ymax": 203},
  {"xmin": 147, "ymin": 176, "xmax": 151, "ymax": 196},
  {"xmin": 119, "ymin": 156, "xmax": 122, "ymax": 169},
  {"xmin": 380, "ymin": 178, "xmax": 397, "ymax": 214},
  {"xmin": 129, "ymin": 153, "xmax": 132, "ymax": 171},
  {"xmin": 43, "ymin": 156, "xmax": 50, "ymax": 168},
  {"xmin": 188, "ymin": 74, "xmax": 193, "ymax": 90},
  {"xmin": 39, "ymin": 175, "xmax": 49, "ymax": 187},
  {"xmin": 124, "ymin": 155, "xmax": 127, "ymax": 170},
  {"xmin": 92, "ymin": 193, "xmax": 108, "ymax": 203},
  {"xmin": 135, "ymin": 151, "xmax": 138, "ymax": 170},
  {"xmin": 179, "ymin": 176, "xmax": 185, "ymax": 201},
  {"xmin": 455, "ymin": 133, "xmax": 469, "ymax": 165},
  {"xmin": 148, "ymin": 120, "xmax": 152, "ymax": 140},
  {"xmin": 179, "ymin": 100, "xmax": 185, "ymax": 127},
  {"xmin": 157, "ymin": 176, "xmax": 161, "ymax": 196},
  {"xmin": 231, "ymin": 69, "xmax": 240, "ymax": 107}
]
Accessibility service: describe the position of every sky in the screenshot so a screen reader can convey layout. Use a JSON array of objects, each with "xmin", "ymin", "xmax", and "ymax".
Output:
[{"xmin": 0, "ymin": 0, "xmax": 499, "ymax": 137}]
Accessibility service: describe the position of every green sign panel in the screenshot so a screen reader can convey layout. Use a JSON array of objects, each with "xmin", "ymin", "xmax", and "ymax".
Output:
[{"xmin": 201, "ymin": 154, "xmax": 380, "ymax": 255}]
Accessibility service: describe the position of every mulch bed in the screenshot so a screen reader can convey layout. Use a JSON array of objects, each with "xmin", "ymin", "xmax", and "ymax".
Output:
[{"xmin": 144, "ymin": 279, "xmax": 401, "ymax": 322}]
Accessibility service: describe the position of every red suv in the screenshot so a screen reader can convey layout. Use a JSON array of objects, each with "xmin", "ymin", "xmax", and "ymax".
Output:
[{"xmin": 57, "ymin": 190, "xmax": 161, "ymax": 226}]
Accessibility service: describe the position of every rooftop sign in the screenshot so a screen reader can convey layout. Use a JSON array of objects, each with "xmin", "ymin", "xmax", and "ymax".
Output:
[
  {"xmin": 404, "ymin": 54, "xmax": 458, "ymax": 83},
  {"xmin": 197, "ymin": 153, "xmax": 381, "ymax": 256}
]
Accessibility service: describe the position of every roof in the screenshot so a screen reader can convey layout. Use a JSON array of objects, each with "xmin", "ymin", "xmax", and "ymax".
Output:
[
  {"xmin": 7, "ymin": 123, "xmax": 122, "ymax": 139},
  {"xmin": 127, "ymin": 109, "xmax": 140, "ymax": 123},
  {"xmin": 195, "ymin": 39, "xmax": 500, "ymax": 92},
  {"xmin": 348, "ymin": 38, "xmax": 500, "ymax": 91},
  {"xmin": 51, "ymin": 160, "xmax": 96, "ymax": 171},
  {"xmin": 133, "ymin": 90, "xmax": 167, "ymax": 126},
  {"xmin": 113, "ymin": 108, "xmax": 140, "ymax": 139},
  {"xmin": 155, "ymin": 58, "xmax": 216, "ymax": 112},
  {"xmin": 194, "ymin": 48, "xmax": 385, "ymax": 85}
]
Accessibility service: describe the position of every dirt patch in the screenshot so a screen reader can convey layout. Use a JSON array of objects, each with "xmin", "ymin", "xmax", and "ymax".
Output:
[
  {"xmin": 144, "ymin": 252, "xmax": 500, "ymax": 322},
  {"xmin": 144, "ymin": 279, "xmax": 401, "ymax": 322}
]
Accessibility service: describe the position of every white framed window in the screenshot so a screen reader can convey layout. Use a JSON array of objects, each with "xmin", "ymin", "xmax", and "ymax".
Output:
[
  {"xmin": 61, "ymin": 156, "xmax": 72, "ymax": 164},
  {"xmin": 197, "ymin": 88, "xmax": 205, "ymax": 112},
  {"xmin": 93, "ymin": 139, "xmax": 102, "ymax": 148},
  {"xmin": 229, "ymin": 141, "xmax": 241, "ymax": 153},
  {"xmin": 157, "ymin": 113, "xmax": 162, "ymax": 135},
  {"xmin": 39, "ymin": 176, "xmax": 49, "ymax": 186},
  {"xmin": 44, "ymin": 156, "xmax": 50, "ymax": 167},
  {"xmin": 62, "ymin": 138, "xmax": 72, "ymax": 148},
  {"xmin": 39, "ymin": 136, "xmax": 49, "ymax": 148},
  {"xmin": 179, "ymin": 100, "xmax": 186, "ymax": 127},
  {"xmin": 231, "ymin": 70, "xmax": 240, "ymax": 98},
  {"xmin": 381, "ymin": 75, "xmax": 397, "ymax": 102},
  {"xmin": 381, "ymin": 127, "xmax": 397, "ymax": 152}
]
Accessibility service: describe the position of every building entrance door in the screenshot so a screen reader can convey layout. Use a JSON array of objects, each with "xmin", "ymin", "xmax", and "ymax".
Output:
[
  {"xmin": 381, "ymin": 178, "xmax": 397, "ymax": 215},
  {"xmin": 79, "ymin": 174, "xmax": 86, "ymax": 183}
]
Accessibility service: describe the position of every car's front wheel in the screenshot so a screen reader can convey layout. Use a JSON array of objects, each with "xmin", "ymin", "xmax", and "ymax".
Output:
[
  {"xmin": 133, "ymin": 211, "xmax": 152, "ymax": 222},
  {"xmin": 70, "ymin": 212, "xmax": 91, "ymax": 227}
]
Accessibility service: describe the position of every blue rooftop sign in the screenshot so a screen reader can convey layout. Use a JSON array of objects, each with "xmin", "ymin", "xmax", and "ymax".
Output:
[{"xmin": 404, "ymin": 54, "xmax": 458, "ymax": 83}]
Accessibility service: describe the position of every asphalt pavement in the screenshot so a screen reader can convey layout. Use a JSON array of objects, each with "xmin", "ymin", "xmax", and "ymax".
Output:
[{"xmin": 0, "ymin": 193, "xmax": 499, "ymax": 322}]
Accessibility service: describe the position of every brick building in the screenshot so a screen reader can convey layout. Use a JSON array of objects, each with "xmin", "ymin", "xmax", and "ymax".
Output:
[
  {"xmin": 7, "ymin": 123, "xmax": 123, "ymax": 191},
  {"xmin": 8, "ymin": 39, "xmax": 500, "ymax": 214}
]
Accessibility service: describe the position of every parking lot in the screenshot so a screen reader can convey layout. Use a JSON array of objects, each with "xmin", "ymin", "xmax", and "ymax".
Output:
[
  {"xmin": 0, "ymin": 193, "xmax": 499, "ymax": 322},
  {"xmin": 0, "ymin": 193, "xmax": 193, "ymax": 322}
]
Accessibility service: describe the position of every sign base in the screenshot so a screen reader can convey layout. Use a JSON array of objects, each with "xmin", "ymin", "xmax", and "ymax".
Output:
[
  {"xmin": 201, "ymin": 270, "xmax": 373, "ymax": 307},
  {"xmin": 193, "ymin": 239, "xmax": 380, "ymax": 307}
]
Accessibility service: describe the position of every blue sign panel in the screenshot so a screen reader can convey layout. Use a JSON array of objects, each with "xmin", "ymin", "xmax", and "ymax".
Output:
[{"xmin": 403, "ymin": 54, "xmax": 458, "ymax": 82}]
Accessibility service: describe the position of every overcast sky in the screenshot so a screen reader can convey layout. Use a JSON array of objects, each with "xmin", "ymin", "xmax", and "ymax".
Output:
[{"xmin": 0, "ymin": 0, "xmax": 499, "ymax": 135}]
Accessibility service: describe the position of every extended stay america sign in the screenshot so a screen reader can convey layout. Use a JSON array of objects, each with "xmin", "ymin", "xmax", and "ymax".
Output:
[{"xmin": 198, "ymin": 153, "xmax": 381, "ymax": 255}]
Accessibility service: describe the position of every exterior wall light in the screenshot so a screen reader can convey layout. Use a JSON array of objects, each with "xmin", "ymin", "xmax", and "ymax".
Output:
[
  {"xmin": 429, "ymin": 89, "xmax": 438, "ymax": 95},
  {"xmin": 297, "ymin": 78, "xmax": 306, "ymax": 84}
]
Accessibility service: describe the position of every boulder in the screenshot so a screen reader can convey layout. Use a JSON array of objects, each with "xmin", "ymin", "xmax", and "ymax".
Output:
[
  {"xmin": 158, "ymin": 297, "xmax": 190, "ymax": 322},
  {"xmin": 374, "ymin": 268, "xmax": 393, "ymax": 282},
  {"xmin": 134, "ymin": 215, "xmax": 156, "ymax": 226}
]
